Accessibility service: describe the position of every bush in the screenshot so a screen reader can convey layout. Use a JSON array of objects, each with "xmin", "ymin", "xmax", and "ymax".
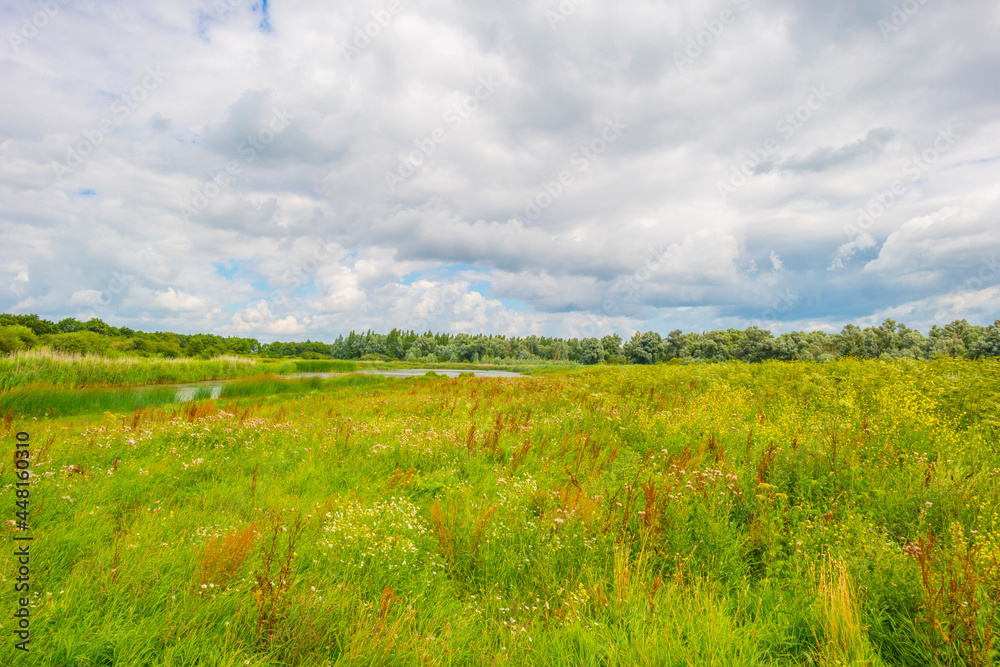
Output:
[
  {"xmin": 41, "ymin": 331, "xmax": 111, "ymax": 355},
  {"xmin": 154, "ymin": 340, "xmax": 182, "ymax": 358},
  {"xmin": 0, "ymin": 325, "xmax": 39, "ymax": 355},
  {"xmin": 110, "ymin": 337, "xmax": 156, "ymax": 356}
]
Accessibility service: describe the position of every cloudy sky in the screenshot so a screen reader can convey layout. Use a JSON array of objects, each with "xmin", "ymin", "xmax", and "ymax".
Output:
[{"xmin": 1, "ymin": 0, "xmax": 998, "ymax": 341}]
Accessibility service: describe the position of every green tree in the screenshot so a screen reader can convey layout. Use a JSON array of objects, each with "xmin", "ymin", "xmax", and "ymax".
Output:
[
  {"xmin": 624, "ymin": 331, "xmax": 662, "ymax": 364},
  {"xmin": 411, "ymin": 335, "xmax": 437, "ymax": 358},
  {"xmin": 734, "ymin": 326, "xmax": 777, "ymax": 362},
  {"xmin": 969, "ymin": 321, "xmax": 1000, "ymax": 359},
  {"xmin": 837, "ymin": 324, "xmax": 866, "ymax": 357},
  {"xmin": 386, "ymin": 328, "xmax": 401, "ymax": 359},
  {"xmin": 57, "ymin": 317, "xmax": 83, "ymax": 333},
  {"xmin": 660, "ymin": 330, "xmax": 690, "ymax": 360},
  {"xmin": 600, "ymin": 334, "xmax": 622, "ymax": 359},
  {"xmin": 83, "ymin": 318, "xmax": 111, "ymax": 335},
  {"xmin": 579, "ymin": 338, "xmax": 605, "ymax": 365},
  {"xmin": 0, "ymin": 314, "xmax": 57, "ymax": 335},
  {"xmin": 871, "ymin": 318, "xmax": 900, "ymax": 357}
]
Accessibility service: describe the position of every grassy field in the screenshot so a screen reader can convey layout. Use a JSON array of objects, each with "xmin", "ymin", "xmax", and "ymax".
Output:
[{"xmin": 1, "ymin": 358, "xmax": 999, "ymax": 665}]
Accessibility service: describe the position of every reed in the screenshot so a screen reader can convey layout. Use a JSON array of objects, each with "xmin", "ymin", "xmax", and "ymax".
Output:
[
  {"xmin": 0, "ymin": 384, "xmax": 182, "ymax": 417},
  {"xmin": 292, "ymin": 360, "xmax": 358, "ymax": 373},
  {"xmin": 0, "ymin": 348, "xmax": 294, "ymax": 390}
]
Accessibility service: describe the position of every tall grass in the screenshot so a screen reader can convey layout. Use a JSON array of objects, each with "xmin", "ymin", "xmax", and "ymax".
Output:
[
  {"xmin": 0, "ymin": 375, "xmax": 386, "ymax": 417},
  {"xmin": 219, "ymin": 374, "xmax": 387, "ymax": 399},
  {"xmin": 0, "ymin": 348, "xmax": 295, "ymax": 390},
  {"xmin": 2, "ymin": 357, "xmax": 999, "ymax": 665},
  {"xmin": 291, "ymin": 360, "xmax": 358, "ymax": 373},
  {"xmin": 0, "ymin": 384, "xmax": 181, "ymax": 417}
]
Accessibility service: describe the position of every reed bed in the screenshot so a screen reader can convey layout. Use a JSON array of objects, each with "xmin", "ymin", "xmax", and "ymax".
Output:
[
  {"xmin": 1, "ymin": 357, "xmax": 998, "ymax": 665},
  {"xmin": 0, "ymin": 349, "xmax": 294, "ymax": 391},
  {"xmin": 292, "ymin": 360, "xmax": 359, "ymax": 373},
  {"xmin": 219, "ymin": 374, "xmax": 385, "ymax": 399},
  {"xmin": 0, "ymin": 384, "xmax": 185, "ymax": 418}
]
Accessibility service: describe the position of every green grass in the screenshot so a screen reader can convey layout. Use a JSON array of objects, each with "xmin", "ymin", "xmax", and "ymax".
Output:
[
  {"xmin": 0, "ymin": 374, "xmax": 382, "ymax": 418},
  {"xmin": 219, "ymin": 374, "xmax": 387, "ymax": 399},
  {"xmin": 0, "ymin": 385, "xmax": 186, "ymax": 418},
  {"xmin": 2, "ymin": 358, "xmax": 999, "ymax": 665},
  {"xmin": 292, "ymin": 360, "xmax": 358, "ymax": 373},
  {"xmin": 0, "ymin": 349, "xmax": 296, "ymax": 391}
]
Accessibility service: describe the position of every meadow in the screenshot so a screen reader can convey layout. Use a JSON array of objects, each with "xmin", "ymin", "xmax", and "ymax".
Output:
[{"xmin": 1, "ymin": 358, "xmax": 999, "ymax": 665}]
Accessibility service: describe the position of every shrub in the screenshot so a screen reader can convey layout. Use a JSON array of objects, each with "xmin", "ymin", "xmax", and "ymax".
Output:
[
  {"xmin": 0, "ymin": 325, "xmax": 38, "ymax": 355},
  {"xmin": 41, "ymin": 331, "xmax": 111, "ymax": 355}
]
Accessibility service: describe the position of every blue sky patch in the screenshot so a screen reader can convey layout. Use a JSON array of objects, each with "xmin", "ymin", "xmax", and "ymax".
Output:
[
  {"xmin": 254, "ymin": 0, "xmax": 272, "ymax": 33},
  {"xmin": 213, "ymin": 260, "xmax": 256, "ymax": 280},
  {"xmin": 402, "ymin": 263, "xmax": 490, "ymax": 285}
]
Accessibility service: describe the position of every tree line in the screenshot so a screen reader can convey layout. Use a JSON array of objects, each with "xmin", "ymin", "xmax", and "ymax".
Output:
[{"xmin": 1, "ymin": 313, "xmax": 998, "ymax": 363}]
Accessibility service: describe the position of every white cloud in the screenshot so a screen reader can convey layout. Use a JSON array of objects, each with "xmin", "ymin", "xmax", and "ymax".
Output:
[
  {"xmin": 68, "ymin": 289, "xmax": 102, "ymax": 306},
  {"xmin": 768, "ymin": 251, "xmax": 784, "ymax": 273},
  {"xmin": 7, "ymin": 262, "xmax": 30, "ymax": 296},
  {"xmin": 1, "ymin": 0, "xmax": 999, "ymax": 339},
  {"xmin": 863, "ymin": 207, "xmax": 985, "ymax": 275},
  {"xmin": 829, "ymin": 232, "xmax": 876, "ymax": 270}
]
